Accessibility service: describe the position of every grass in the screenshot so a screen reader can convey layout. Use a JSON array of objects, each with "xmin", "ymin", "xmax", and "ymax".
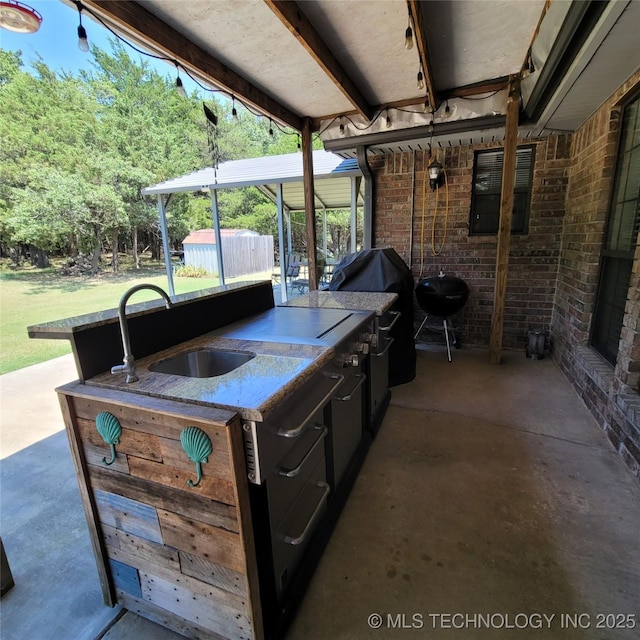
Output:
[{"xmin": 0, "ymin": 256, "xmax": 272, "ymax": 375}]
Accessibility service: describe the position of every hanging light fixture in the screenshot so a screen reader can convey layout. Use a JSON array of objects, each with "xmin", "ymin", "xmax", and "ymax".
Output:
[
  {"xmin": 385, "ymin": 110, "xmax": 392, "ymax": 128},
  {"xmin": 428, "ymin": 157, "xmax": 444, "ymax": 191},
  {"xmin": 417, "ymin": 67, "xmax": 425, "ymax": 91},
  {"xmin": 173, "ymin": 61, "xmax": 187, "ymax": 97},
  {"xmin": 75, "ymin": 2, "xmax": 89, "ymax": 52},
  {"xmin": 269, "ymin": 119, "xmax": 274, "ymax": 137},
  {"xmin": 423, "ymin": 94, "xmax": 431, "ymax": 113},
  {"xmin": 404, "ymin": 6, "xmax": 413, "ymax": 50},
  {"xmin": 0, "ymin": 1, "xmax": 41, "ymax": 33},
  {"xmin": 231, "ymin": 96, "xmax": 238, "ymax": 119},
  {"xmin": 339, "ymin": 116, "xmax": 345, "ymax": 136}
]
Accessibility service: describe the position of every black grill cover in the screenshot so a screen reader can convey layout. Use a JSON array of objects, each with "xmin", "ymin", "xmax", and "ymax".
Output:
[{"xmin": 328, "ymin": 248, "xmax": 415, "ymax": 386}]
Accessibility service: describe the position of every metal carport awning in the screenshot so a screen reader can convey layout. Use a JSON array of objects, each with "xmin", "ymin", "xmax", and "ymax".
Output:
[{"xmin": 142, "ymin": 150, "xmax": 363, "ymax": 301}]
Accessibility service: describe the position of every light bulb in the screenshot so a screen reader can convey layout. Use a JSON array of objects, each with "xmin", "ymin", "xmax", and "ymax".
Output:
[
  {"xmin": 231, "ymin": 96, "xmax": 238, "ymax": 119},
  {"xmin": 386, "ymin": 113, "xmax": 392, "ymax": 128},
  {"xmin": 404, "ymin": 26, "xmax": 413, "ymax": 50},
  {"xmin": 417, "ymin": 70, "xmax": 424, "ymax": 91},
  {"xmin": 77, "ymin": 24, "xmax": 89, "ymax": 52},
  {"xmin": 339, "ymin": 117, "xmax": 345, "ymax": 135},
  {"xmin": 444, "ymin": 102, "xmax": 450, "ymax": 118},
  {"xmin": 423, "ymin": 97, "xmax": 430, "ymax": 113},
  {"xmin": 269, "ymin": 120, "xmax": 274, "ymax": 137},
  {"xmin": 175, "ymin": 76, "xmax": 187, "ymax": 98}
]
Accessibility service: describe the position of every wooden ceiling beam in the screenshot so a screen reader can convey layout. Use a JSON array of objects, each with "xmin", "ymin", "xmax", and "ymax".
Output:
[
  {"xmin": 82, "ymin": 0, "xmax": 303, "ymax": 131},
  {"xmin": 264, "ymin": 0, "xmax": 373, "ymax": 121},
  {"xmin": 408, "ymin": 0, "xmax": 439, "ymax": 110}
]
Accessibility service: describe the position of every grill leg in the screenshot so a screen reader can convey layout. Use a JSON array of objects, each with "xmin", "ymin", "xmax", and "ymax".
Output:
[
  {"xmin": 414, "ymin": 313, "xmax": 431, "ymax": 341},
  {"xmin": 443, "ymin": 319, "xmax": 452, "ymax": 363}
]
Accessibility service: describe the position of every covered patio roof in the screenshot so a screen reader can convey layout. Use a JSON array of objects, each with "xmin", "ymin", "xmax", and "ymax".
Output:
[{"xmin": 142, "ymin": 150, "xmax": 362, "ymax": 211}]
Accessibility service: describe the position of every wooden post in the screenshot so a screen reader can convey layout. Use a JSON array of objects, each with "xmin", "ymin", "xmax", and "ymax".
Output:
[
  {"xmin": 489, "ymin": 77, "xmax": 520, "ymax": 365},
  {"xmin": 301, "ymin": 118, "xmax": 318, "ymax": 290}
]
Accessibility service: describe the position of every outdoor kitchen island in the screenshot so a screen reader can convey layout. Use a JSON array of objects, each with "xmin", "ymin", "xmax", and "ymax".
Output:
[{"xmin": 28, "ymin": 281, "xmax": 388, "ymax": 640}]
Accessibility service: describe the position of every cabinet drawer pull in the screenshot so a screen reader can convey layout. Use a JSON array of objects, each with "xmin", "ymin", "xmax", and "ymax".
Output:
[
  {"xmin": 278, "ymin": 426, "xmax": 328, "ymax": 478},
  {"xmin": 334, "ymin": 374, "xmax": 366, "ymax": 401},
  {"xmin": 283, "ymin": 482, "xmax": 330, "ymax": 545},
  {"xmin": 379, "ymin": 310, "xmax": 400, "ymax": 332},
  {"xmin": 372, "ymin": 336, "xmax": 394, "ymax": 357},
  {"xmin": 277, "ymin": 373, "xmax": 344, "ymax": 438}
]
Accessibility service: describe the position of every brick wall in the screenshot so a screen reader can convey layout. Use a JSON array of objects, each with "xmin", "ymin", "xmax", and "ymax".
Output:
[
  {"xmin": 370, "ymin": 136, "xmax": 570, "ymax": 350},
  {"xmin": 551, "ymin": 68, "xmax": 640, "ymax": 481}
]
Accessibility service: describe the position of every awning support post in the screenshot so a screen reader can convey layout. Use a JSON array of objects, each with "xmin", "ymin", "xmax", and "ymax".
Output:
[
  {"xmin": 276, "ymin": 182, "xmax": 288, "ymax": 303},
  {"xmin": 157, "ymin": 195, "xmax": 175, "ymax": 298},
  {"xmin": 209, "ymin": 188, "xmax": 225, "ymax": 286},
  {"xmin": 302, "ymin": 118, "xmax": 318, "ymax": 290},
  {"xmin": 489, "ymin": 77, "xmax": 520, "ymax": 365}
]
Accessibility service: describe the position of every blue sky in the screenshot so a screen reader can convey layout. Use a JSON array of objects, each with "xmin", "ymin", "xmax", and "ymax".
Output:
[{"xmin": 0, "ymin": 0, "xmax": 201, "ymax": 92}]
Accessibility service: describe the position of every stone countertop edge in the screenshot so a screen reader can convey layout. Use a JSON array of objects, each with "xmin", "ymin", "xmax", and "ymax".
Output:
[
  {"xmin": 27, "ymin": 280, "xmax": 270, "ymax": 336},
  {"xmin": 86, "ymin": 333, "xmax": 333, "ymax": 422},
  {"xmin": 280, "ymin": 291, "xmax": 398, "ymax": 315}
]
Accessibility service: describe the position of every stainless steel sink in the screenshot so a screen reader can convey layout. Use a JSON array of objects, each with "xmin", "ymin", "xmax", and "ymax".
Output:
[{"xmin": 149, "ymin": 349, "xmax": 255, "ymax": 378}]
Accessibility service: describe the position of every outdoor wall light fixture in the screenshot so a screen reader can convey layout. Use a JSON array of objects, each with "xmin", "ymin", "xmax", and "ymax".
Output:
[
  {"xmin": 0, "ymin": 1, "xmax": 42, "ymax": 33},
  {"xmin": 428, "ymin": 158, "xmax": 444, "ymax": 191}
]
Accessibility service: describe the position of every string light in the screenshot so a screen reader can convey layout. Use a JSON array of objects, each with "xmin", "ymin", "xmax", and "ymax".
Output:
[
  {"xmin": 75, "ymin": 2, "xmax": 89, "ymax": 52},
  {"xmin": 297, "ymin": 134, "xmax": 301, "ymax": 150},
  {"xmin": 339, "ymin": 116, "xmax": 345, "ymax": 135},
  {"xmin": 231, "ymin": 95, "xmax": 238, "ymax": 119},
  {"xmin": 71, "ymin": 1, "xmax": 305, "ymax": 141},
  {"xmin": 417, "ymin": 68, "xmax": 424, "ymax": 91},
  {"xmin": 385, "ymin": 110, "xmax": 392, "ymax": 128},
  {"xmin": 404, "ymin": 6, "xmax": 413, "ymax": 50},
  {"xmin": 423, "ymin": 95, "xmax": 430, "ymax": 113},
  {"xmin": 444, "ymin": 100, "xmax": 450, "ymax": 117},
  {"xmin": 175, "ymin": 65, "xmax": 187, "ymax": 98}
]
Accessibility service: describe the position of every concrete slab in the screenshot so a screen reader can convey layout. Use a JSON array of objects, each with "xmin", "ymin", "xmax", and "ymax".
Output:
[
  {"xmin": 2, "ymin": 347, "xmax": 638, "ymax": 640},
  {"xmin": 0, "ymin": 354, "xmax": 121, "ymax": 640}
]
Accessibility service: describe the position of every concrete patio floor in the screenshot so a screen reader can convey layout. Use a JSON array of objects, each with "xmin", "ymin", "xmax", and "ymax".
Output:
[{"xmin": 1, "ymin": 346, "xmax": 639, "ymax": 639}]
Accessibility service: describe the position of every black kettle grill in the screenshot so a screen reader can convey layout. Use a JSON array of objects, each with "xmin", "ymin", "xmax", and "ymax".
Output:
[{"xmin": 414, "ymin": 272, "xmax": 469, "ymax": 362}]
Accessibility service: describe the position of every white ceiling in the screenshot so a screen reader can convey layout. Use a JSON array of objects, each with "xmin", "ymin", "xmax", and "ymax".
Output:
[{"xmin": 78, "ymin": 0, "xmax": 640, "ymax": 151}]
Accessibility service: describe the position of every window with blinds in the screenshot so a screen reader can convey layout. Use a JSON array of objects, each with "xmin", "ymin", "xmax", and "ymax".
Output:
[
  {"xmin": 591, "ymin": 93, "xmax": 640, "ymax": 364},
  {"xmin": 470, "ymin": 146, "xmax": 535, "ymax": 234}
]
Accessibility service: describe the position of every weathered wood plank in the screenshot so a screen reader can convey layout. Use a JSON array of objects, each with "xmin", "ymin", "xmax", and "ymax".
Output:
[
  {"xmin": 71, "ymin": 393, "xmax": 233, "ymax": 451},
  {"xmin": 90, "ymin": 466, "xmax": 239, "ymax": 533},
  {"xmin": 83, "ymin": 441, "xmax": 131, "ymax": 474},
  {"xmin": 158, "ymin": 510, "xmax": 245, "ymax": 574},
  {"xmin": 179, "ymin": 550, "xmax": 247, "ymax": 597},
  {"xmin": 78, "ymin": 416, "xmax": 162, "ymax": 462},
  {"xmin": 140, "ymin": 571, "xmax": 252, "ymax": 640},
  {"xmin": 94, "ymin": 489, "xmax": 163, "ymax": 544},
  {"xmin": 102, "ymin": 524, "xmax": 180, "ymax": 573},
  {"xmin": 160, "ymin": 436, "xmax": 232, "ymax": 481},
  {"xmin": 128, "ymin": 456, "xmax": 236, "ymax": 506},
  {"xmin": 108, "ymin": 558, "xmax": 141, "ymax": 598},
  {"xmin": 117, "ymin": 590, "xmax": 236, "ymax": 640},
  {"xmin": 57, "ymin": 393, "xmax": 115, "ymax": 606}
]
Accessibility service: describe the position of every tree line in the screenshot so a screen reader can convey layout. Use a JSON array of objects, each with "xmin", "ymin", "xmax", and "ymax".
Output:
[{"xmin": 0, "ymin": 41, "xmax": 356, "ymax": 274}]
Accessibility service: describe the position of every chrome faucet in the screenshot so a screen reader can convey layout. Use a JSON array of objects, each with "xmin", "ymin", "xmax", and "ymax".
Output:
[{"xmin": 111, "ymin": 284, "xmax": 173, "ymax": 383}]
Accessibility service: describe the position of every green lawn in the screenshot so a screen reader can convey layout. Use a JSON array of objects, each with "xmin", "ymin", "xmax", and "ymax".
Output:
[{"xmin": 0, "ymin": 261, "xmax": 271, "ymax": 375}]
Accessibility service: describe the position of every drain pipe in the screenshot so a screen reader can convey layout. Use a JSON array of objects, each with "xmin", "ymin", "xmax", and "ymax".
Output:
[{"xmin": 356, "ymin": 145, "xmax": 374, "ymax": 249}]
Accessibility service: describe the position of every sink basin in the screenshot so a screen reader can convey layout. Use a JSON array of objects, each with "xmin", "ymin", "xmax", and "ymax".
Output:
[{"xmin": 149, "ymin": 349, "xmax": 255, "ymax": 378}]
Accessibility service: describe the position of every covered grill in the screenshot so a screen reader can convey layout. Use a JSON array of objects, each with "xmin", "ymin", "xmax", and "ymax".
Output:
[{"xmin": 414, "ymin": 272, "xmax": 469, "ymax": 362}]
